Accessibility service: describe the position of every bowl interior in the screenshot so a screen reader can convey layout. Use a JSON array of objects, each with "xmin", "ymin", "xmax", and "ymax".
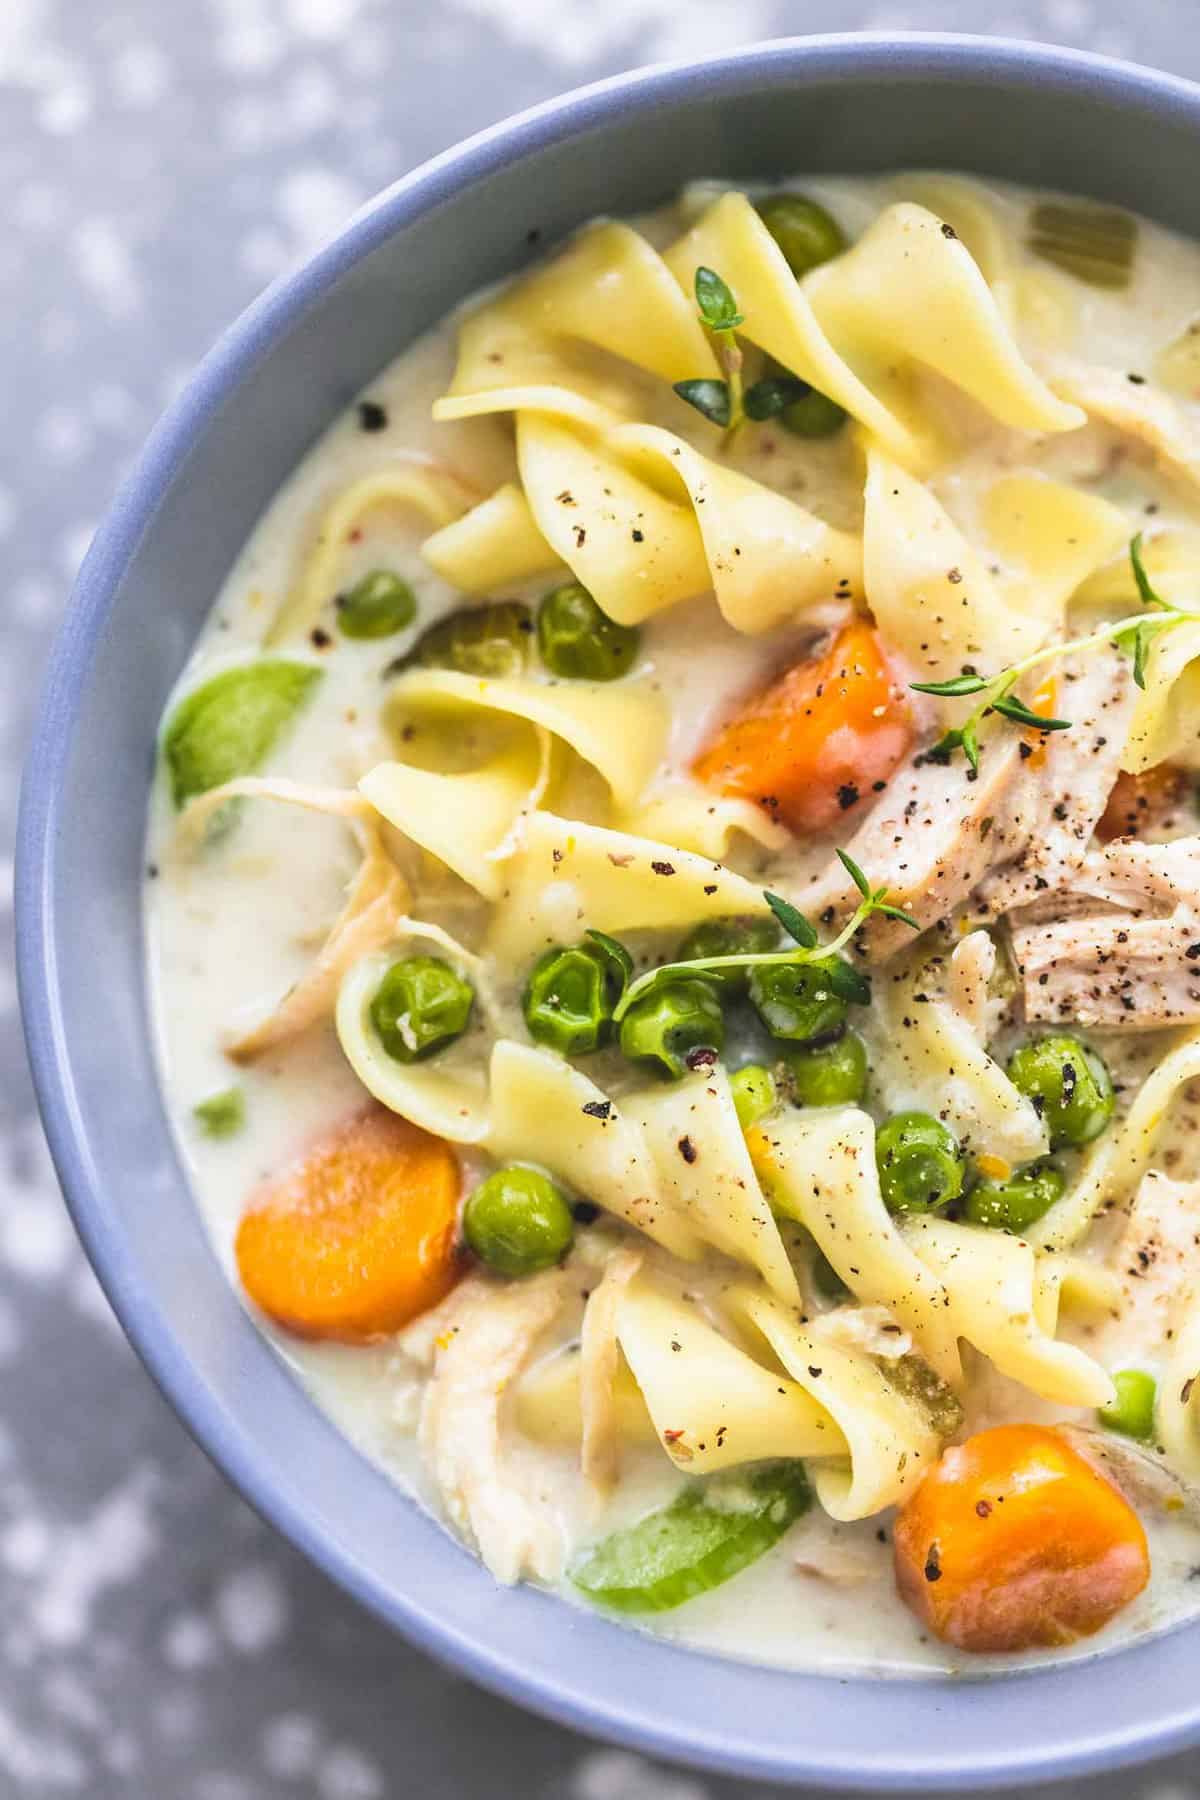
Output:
[{"xmin": 19, "ymin": 34, "xmax": 1200, "ymax": 1791}]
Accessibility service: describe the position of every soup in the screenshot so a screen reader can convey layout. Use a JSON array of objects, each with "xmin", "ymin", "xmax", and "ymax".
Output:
[{"xmin": 147, "ymin": 173, "xmax": 1200, "ymax": 1675}]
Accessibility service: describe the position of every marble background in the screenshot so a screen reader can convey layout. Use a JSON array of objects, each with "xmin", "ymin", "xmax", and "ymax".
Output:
[{"xmin": 4, "ymin": 2, "xmax": 1200, "ymax": 1795}]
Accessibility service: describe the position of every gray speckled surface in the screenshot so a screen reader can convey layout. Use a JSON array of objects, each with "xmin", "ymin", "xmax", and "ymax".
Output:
[{"xmin": 6, "ymin": 3, "xmax": 1200, "ymax": 1796}]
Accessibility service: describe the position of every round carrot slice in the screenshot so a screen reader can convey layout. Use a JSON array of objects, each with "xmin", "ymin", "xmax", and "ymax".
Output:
[
  {"xmin": 692, "ymin": 620, "xmax": 913, "ymax": 836},
  {"xmin": 893, "ymin": 1424, "xmax": 1149, "ymax": 1654},
  {"xmin": 236, "ymin": 1108, "xmax": 462, "ymax": 1342}
]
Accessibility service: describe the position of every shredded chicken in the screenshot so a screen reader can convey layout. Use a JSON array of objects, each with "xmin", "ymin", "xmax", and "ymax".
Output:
[
  {"xmin": 401, "ymin": 1270, "xmax": 571, "ymax": 1585},
  {"xmin": 578, "ymin": 1248, "xmax": 643, "ymax": 1493},
  {"xmin": 1075, "ymin": 1172, "xmax": 1200, "ymax": 1370},
  {"xmin": 799, "ymin": 732, "xmax": 1034, "ymax": 956},
  {"xmin": 813, "ymin": 1305, "xmax": 912, "ymax": 1360},
  {"xmin": 1011, "ymin": 838, "xmax": 1200, "ymax": 1029},
  {"xmin": 977, "ymin": 648, "xmax": 1134, "ymax": 913}
]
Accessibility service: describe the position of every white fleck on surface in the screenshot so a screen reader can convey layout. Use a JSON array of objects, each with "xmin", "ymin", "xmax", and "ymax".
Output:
[
  {"xmin": 215, "ymin": 1564, "xmax": 289, "ymax": 1654},
  {"xmin": 31, "ymin": 1467, "xmax": 160, "ymax": 1648},
  {"xmin": 260, "ymin": 1712, "xmax": 322, "ymax": 1779},
  {"xmin": 276, "ymin": 165, "xmax": 368, "ymax": 259},
  {"xmin": 72, "ymin": 217, "xmax": 142, "ymax": 318}
]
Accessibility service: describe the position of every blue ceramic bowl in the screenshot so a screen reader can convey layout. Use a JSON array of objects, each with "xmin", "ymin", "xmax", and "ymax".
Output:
[{"xmin": 18, "ymin": 33, "xmax": 1200, "ymax": 1791}]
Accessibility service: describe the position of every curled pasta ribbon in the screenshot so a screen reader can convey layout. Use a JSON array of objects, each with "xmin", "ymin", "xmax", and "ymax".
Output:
[
  {"xmin": 267, "ymin": 461, "xmax": 478, "ymax": 645},
  {"xmin": 867, "ymin": 953, "xmax": 1049, "ymax": 1167},
  {"xmin": 174, "ymin": 777, "xmax": 410, "ymax": 1061},
  {"xmin": 863, "ymin": 454, "xmax": 1129, "ymax": 687},
  {"xmin": 362, "ymin": 669, "xmax": 668, "ymax": 897},
  {"xmin": 747, "ymin": 1108, "xmax": 961, "ymax": 1384},
  {"xmin": 421, "ymin": 482, "xmax": 562, "ymax": 593},
  {"xmin": 728, "ymin": 1287, "xmax": 941, "ymax": 1520},
  {"xmin": 900, "ymin": 1217, "xmax": 1115, "ymax": 1410},
  {"xmin": 515, "ymin": 414, "xmax": 864, "ymax": 631},
  {"xmin": 434, "ymin": 219, "xmax": 718, "ymax": 433},
  {"xmin": 1029, "ymin": 1026, "xmax": 1200, "ymax": 1252},
  {"xmin": 438, "ymin": 195, "xmax": 1080, "ymax": 473},
  {"xmin": 613, "ymin": 1276, "xmax": 843, "ymax": 1478},
  {"xmin": 1053, "ymin": 358, "xmax": 1200, "ymax": 493}
]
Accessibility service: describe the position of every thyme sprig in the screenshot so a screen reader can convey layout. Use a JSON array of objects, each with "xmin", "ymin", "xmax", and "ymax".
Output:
[
  {"xmin": 910, "ymin": 534, "xmax": 1197, "ymax": 772},
  {"xmin": 674, "ymin": 266, "xmax": 745, "ymax": 433},
  {"xmin": 611, "ymin": 854, "xmax": 918, "ymax": 1024}
]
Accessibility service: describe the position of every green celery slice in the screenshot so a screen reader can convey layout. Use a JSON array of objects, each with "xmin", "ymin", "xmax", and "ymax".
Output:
[
  {"xmin": 163, "ymin": 660, "xmax": 322, "ymax": 807},
  {"xmin": 570, "ymin": 1460, "xmax": 811, "ymax": 1614}
]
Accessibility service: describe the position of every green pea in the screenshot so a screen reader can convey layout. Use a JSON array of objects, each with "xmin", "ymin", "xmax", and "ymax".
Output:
[
  {"xmin": 675, "ymin": 916, "xmax": 780, "ymax": 994},
  {"xmin": 536, "ymin": 582, "xmax": 640, "ymax": 681},
  {"xmin": 963, "ymin": 1160, "xmax": 1065, "ymax": 1233},
  {"xmin": 779, "ymin": 385, "xmax": 847, "ymax": 439},
  {"xmin": 876, "ymin": 1111, "xmax": 965, "ymax": 1216},
  {"xmin": 756, "ymin": 192, "xmax": 847, "ymax": 278},
  {"xmin": 523, "ymin": 941, "xmax": 623, "ymax": 1056},
  {"xmin": 782, "ymin": 1029, "xmax": 868, "ymax": 1108},
  {"xmin": 463, "ymin": 1166, "xmax": 575, "ymax": 1277},
  {"xmin": 730, "ymin": 1064, "xmax": 777, "ymax": 1129},
  {"xmin": 336, "ymin": 569, "xmax": 417, "ymax": 639},
  {"xmin": 1098, "ymin": 1369, "xmax": 1157, "ymax": 1442},
  {"xmin": 162, "ymin": 660, "xmax": 322, "ymax": 807},
  {"xmin": 748, "ymin": 956, "xmax": 848, "ymax": 1044},
  {"xmin": 619, "ymin": 978, "xmax": 724, "ymax": 1079},
  {"xmin": 1007, "ymin": 1034, "xmax": 1115, "ymax": 1150},
  {"xmin": 369, "ymin": 955, "xmax": 474, "ymax": 1062},
  {"xmin": 396, "ymin": 601, "xmax": 534, "ymax": 678}
]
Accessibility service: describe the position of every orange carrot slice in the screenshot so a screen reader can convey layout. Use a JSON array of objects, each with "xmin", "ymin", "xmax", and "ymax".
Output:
[
  {"xmin": 893, "ymin": 1424, "xmax": 1149, "ymax": 1653},
  {"xmin": 236, "ymin": 1108, "xmax": 462, "ymax": 1342},
  {"xmin": 692, "ymin": 621, "xmax": 913, "ymax": 836}
]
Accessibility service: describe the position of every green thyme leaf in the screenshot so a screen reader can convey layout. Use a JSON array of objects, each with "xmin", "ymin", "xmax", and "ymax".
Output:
[
  {"xmin": 875, "ymin": 901, "xmax": 921, "ymax": 930},
  {"xmin": 764, "ymin": 890, "xmax": 819, "ymax": 948},
  {"xmin": 961, "ymin": 721, "xmax": 980, "ymax": 773},
  {"xmin": 989, "ymin": 695, "xmax": 1072, "ymax": 731},
  {"xmin": 824, "ymin": 958, "xmax": 872, "ymax": 1005},
  {"xmin": 673, "ymin": 379, "xmax": 731, "ymax": 427},
  {"xmin": 910, "ymin": 672, "xmax": 990, "ymax": 697},
  {"xmin": 1130, "ymin": 531, "xmax": 1168, "ymax": 610},
  {"xmin": 694, "ymin": 266, "xmax": 743, "ymax": 331},
  {"xmin": 836, "ymin": 849, "xmax": 873, "ymax": 899}
]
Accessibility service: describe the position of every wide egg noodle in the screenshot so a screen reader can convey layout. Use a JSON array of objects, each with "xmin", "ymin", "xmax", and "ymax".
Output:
[
  {"xmin": 746, "ymin": 1107, "xmax": 961, "ymax": 1384},
  {"xmin": 383, "ymin": 667, "xmax": 669, "ymax": 813},
  {"xmin": 613, "ymin": 1275, "xmax": 843, "ymax": 1476},
  {"xmin": 1157, "ymin": 1299, "xmax": 1200, "ymax": 1480},
  {"xmin": 486, "ymin": 1041, "xmax": 701, "ymax": 1259},
  {"xmin": 728, "ymin": 1286, "xmax": 941, "ymax": 1520},
  {"xmin": 362, "ymin": 669, "xmax": 669, "ymax": 896},
  {"xmin": 625, "ymin": 1066, "xmax": 799, "ymax": 1302},
  {"xmin": 900, "ymin": 1217, "xmax": 1115, "ymax": 1408},
  {"xmin": 486, "ymin": 811, "xmax": 771, "ymax": 959},
  {"xmin": 663, "ymin": 193, "xmax": 1081, "ymax": 472},
  {"xmin": 863, "ymin": 454, "xmax": 1127, "ymax": 687},
  {"xmin": 626, "ymin": 783, "xmax": 790, "ymax": 859},
  {"xmin": 421, "ymin": 481, "xmax": 563, "ymax": 593}
]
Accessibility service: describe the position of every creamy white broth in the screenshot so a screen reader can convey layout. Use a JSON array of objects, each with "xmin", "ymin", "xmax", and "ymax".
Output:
[{"xmin": 148, "ymin": 173, "xmax": 1200, "ymax": 1677}]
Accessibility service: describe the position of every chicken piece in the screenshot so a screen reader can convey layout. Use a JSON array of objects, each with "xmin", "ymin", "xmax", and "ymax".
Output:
[
  {"xmin": 402, "ymin": 1269, "xmax": 571, "ymax": 1584},
  {"xmin": 1074, "ymin": 1171, "xmax": 1200, "ymax": 1372},
  {"xmin": 798, "ymin": 731, "xmax": 1035, "ymax": 957},
  {"xmin": 1012, "ymin": 838, "xmax": 1200, "ymax": 1029},
  {"xmin": 978, "ymin": 648, "xmax": 1134, "ymax": 914}
]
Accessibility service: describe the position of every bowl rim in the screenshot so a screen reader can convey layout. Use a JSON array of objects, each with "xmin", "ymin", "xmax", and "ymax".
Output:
[{"xmin": 18, "ymin": 30, "xmax": 1200, "ymax": 1791}]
